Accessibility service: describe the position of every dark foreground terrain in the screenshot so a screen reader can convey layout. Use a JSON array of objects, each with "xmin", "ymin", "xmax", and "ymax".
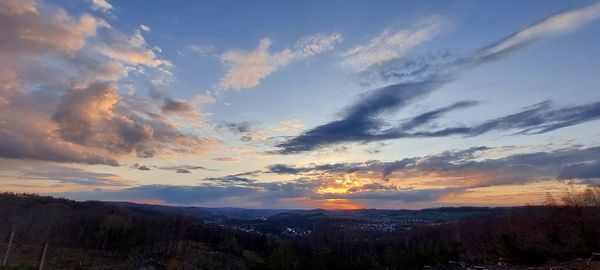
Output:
[{"xmin": 0, "ymin": 189, "xmax": 599, "ymax": 269}]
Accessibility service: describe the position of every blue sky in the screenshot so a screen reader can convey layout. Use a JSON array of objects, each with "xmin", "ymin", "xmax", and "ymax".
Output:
[{"xmin": 0, "ymin": 0, "xmax": 599, "ymax": 209}]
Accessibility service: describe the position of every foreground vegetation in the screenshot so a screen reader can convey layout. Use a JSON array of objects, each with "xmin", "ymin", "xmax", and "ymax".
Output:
[{"xmin": 0, "ymin": 188, "xmax": 599, "ymax": 269}]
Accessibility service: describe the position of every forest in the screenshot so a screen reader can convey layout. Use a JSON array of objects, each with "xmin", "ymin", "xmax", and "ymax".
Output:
[{"xmin": 0, "ymin": 188, "xmax": 599, "ymax": 270}]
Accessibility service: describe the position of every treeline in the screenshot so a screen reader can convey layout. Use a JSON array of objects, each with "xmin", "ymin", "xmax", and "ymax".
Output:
[
  {"xmin": 0, "ymin": 188, "xmax": 599, "ymax": 269},
  {"xmin": 274, "ymin": 188, "xmax": 600, "ymax": 269},
  {"xmin": 0, "ymin": 193, "xmax": 272, "ymax": 269}
]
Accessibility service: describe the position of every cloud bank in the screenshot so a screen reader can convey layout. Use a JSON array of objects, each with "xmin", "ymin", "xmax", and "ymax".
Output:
[{"xmin": 53, "ymin": 145, "xmax": 600, "ymax": 208}]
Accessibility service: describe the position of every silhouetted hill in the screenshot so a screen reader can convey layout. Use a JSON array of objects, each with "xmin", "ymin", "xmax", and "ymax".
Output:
[{"xmin": 114, "ymin": 201, "xmax": 517, "ymax": 223}]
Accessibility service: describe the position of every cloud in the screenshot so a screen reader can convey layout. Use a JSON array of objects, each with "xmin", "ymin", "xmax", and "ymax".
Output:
[
  {"xmin": 0, "ymin": 1, "xmax": 216, "ymax": 165},
  {"xmin": 146, "ymin": 88, "xmax": 202, "ymax": 121},
  {"xmin": 275, "ymin": 79, "xmax": 452, "ymax": 153},
  {"xmin": 218, "ymin": 120, "xmax": 302, "ymax": 144},
  {"xmin": 467, "ymin": 101, "xmax": 600, "ymax": 136},
  {"xmin": 132, "ymin": 163, "xmax": 151, "ymax": 171},
  {"xmin": 266, "ymin": 160, "xmax": 407, "ymax": 180},
  {"xmin": 91, "ymin": 0, "xmax": 113, "ymax": 13},
  {"xmin": 161, "ymin": 98, "xmax": 194, "ymax": 114},
  {"xmin": 340, "ymin": 17, "xmax": 443, "ymax": 71},
  {"xmin": 48, "ymin": 145, "xmax": 600, "ymax": 207},
  {"xmin": 140, "ymin": 24, "xmax": 150, "ymax": 32},
  {"xmin": 97, "ymin": 30, "xmax": 169, "ymax": 68},
  {"xmin": 474, "ymin": 2, "xmax": 600, "ymax": 62},
  {"xmin": 0, "ymin": 0, "xmax": 38, "ymax": 16},
  {"xmin": 49, "ymin": 82, "xmax": 215, "ymax": 160},
  {"xmin": 204, "ymin": 175, "xmax": 256, "ymax": 184},
  {"xmin": 0, "ymin": 74, "xmax": 122, "ymax": 165},
  {"xmin": 218, "ymin": 32, "xmax": 342, "ymax": 90},
  {"xmin": 0, "ymin": 160, "xmax": 133, "ymax": 187},
  {"xmin": 277, "ymin": 3, "xmax": 600, "ymax": 154},
  {"xmin": 19, "ymin": 169, "xmax": 130, "ymax": 186},
  {"xmin": 353, "ymin": 52, "xmax": 458, "ymax": 87},
  {"xmin": 356, "ymin": 100, "xmax": 600, "ymax": 141},
  {"xmin": 58, "ymin": 184, "xmax": 263, "ymax": 206},
  {"xmin": 159, "ymin": 165, "xmax": 212, "ymax": 173},
  {"xmin": 268, "ymin": 145, "xmax": 600, "ymax": 188},
  {"xmin": 278, "ymin": 98, "xmax": 600, "ymax": 154},
  {"xmin": 131, "ymin": 163, "xmax": 212, "ymax": 173},
  {"xmin": 217, "ymin": 121, "xmax": 254, "ymax": 134},
  {"xmin": 187, "ymin": 44, "xmax": 215, "ymax": 57},
  {"xmin": 267, "ymin": 164, "xmax": 312, "ymax": 174},
  {"xmin": 266, "ymin": 159, "xmax": 404, "ymax": 177},
  {"xmin": 240, "ymin": 131, "xmax": 270, "ymax": 142},
  {"xmin": 273, "ymin": 119, "xmax": 302, "ymax": 132},
  {"xmin": 52, "ymin": 82, "xmax": 122, "ymax": 145},
  {"xmin": 389, "ymin": 100, "xmax": 479, "ymax": 132},
  {"xmin": 0, "ymin": 0, "xmax": 106, "ymax": 57},
  {"xmin": 335, "ymin": 187, "xmax": 462, "ymax": 202},
  {"xmin": 558, "ymin": 162, "xmax": 600, "ymax": 180},
  {"xmin": 215, "ymin": 121, "xmax": 275, "ymax": 143},
  {"xmin": 212, "ymin": 157, "xmax": 240, "ymax": 163},
  {"xmin": 54, "ymin": 179, "xmax": 457, "ymax": 208}
]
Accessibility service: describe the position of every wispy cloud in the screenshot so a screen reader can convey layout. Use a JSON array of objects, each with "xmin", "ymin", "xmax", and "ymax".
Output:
[
  {"xmin": 277, "ymin": 3, "xmax": 600, "ymax": 154},
  {"xmin": 212, "ymin": 157, "xmax": 240, "ymax": 163},
  {"xmin": 217, "ymin": 121, "xmax": 254, "ymax": 134},
  {"xmin": 218, "ymin": 32, "xmax": 342, "ymax": 91},
  {"xmin": 273, "ymin": 119, "xmax": 303, "ymax": 132},
  {"xmin": 90, "ymin": 0, "xmax": 113, "ymax": 13},
  {"xmin": 159, "ymin": 165, "xmax": 213, "ymax": 173},
  {"xmin": 474, "ymin": 2, "xmax": 600, "ymax": 61},
  {"xmin": 340, "ymin": 17, "xmax": 444, "ymax": 71},
  {"xmin": 97, "ymin": 30, "xmax": 170, "ymax": 69},
  {"xmin": 140, "ymin": 24, "xmax": 150, "ymax": 32},
  {"xmin": 187, "ymin": 44, "xmax": 215, "ymax": 57},
  {"xmin": 204, "ymin": 175, "xmax": 256, "ymax": 184},
  {"xmin": 0, "ymin": 160, "xmax": 133, "ymax": 188},
  {"xmin": 18, "ymin": 167, "xmax": 131, "ymax": 187}
]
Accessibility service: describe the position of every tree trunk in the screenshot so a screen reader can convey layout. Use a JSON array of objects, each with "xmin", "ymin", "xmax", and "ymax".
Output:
[
  {"xmin": 102, "ymin": 233, "xmax": 108, "ymax": 250},
  {"xmin": 37, "ymin": 242, "xmax": 48, "ymax": 270},
  {"xmin": 3, "ymin": 229, "xmax": 14, "ymax": 267}
]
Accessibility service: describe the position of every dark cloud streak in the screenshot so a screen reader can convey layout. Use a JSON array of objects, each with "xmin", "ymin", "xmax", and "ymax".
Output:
[{"xmin": 276, "ymin": 3, "xmax": 600, "ymax": 154}]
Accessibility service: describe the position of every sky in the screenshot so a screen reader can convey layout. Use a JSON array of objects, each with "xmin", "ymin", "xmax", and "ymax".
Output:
[{"xmin": 1, "ymin": 0, "xmax": 600, "ymax": 209}]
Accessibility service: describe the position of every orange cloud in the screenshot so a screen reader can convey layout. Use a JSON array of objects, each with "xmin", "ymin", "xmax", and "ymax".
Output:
[
  {"xmin": 0, "ymin": 0, "xmax": 38, "ymax": 16},
  {"xmin": 0, "ymin": 1, "xmax": 215, "ymax": 166},
  {"xmin": 218, "ymin": 33, "xmax": 342, "ymax": 91},
  {"xmin": 1, "ymin": 0, "xmax": 106, "ymax": 57},
  {"xmin": 97, "ymin": 30, "xmax": 169, "ymax": 68}
]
